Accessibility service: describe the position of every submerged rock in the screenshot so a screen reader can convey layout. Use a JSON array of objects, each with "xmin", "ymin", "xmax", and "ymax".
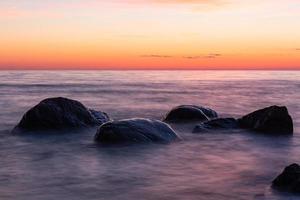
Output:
[
  {"xmin": 272, "ymin": 163, "xmax": 300, "ymax": 193},
  {"xmin": 238, "ymin": 105, "xmax": 293, "ymax": 134},
  {"xmin": 94, "ymin": 118, "xmax": 180, "ymax": 144},
  {"xmin": 193, "ymin": 118, "xmax": 239, "ymax": 133},
  {"xmin": 13, "ymin": 97, "xmax": 110, "ymax": 132},
  {"xmin": 163, "ymin": 105, "xmax": 218, "ymax": 123}
]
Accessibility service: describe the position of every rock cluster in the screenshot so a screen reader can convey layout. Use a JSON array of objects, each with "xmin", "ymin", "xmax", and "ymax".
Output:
[
  {"xmin": 10, "ymin": 98, "xmax": 297, "ymax": 195},
  {"xmin": 13, "ymin": 100, "xmax": 294, "ymax": 136},
  {"xmin": 192, "ymin": 105, "xmax": 293, "ymax": 135}
]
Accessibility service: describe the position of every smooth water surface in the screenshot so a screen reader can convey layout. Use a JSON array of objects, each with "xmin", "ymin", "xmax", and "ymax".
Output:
[{"xmin": 0, "ymin": 70, "xmax": 299, "ymax": 200}]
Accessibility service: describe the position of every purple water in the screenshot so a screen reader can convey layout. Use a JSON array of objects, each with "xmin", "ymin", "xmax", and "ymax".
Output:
[{"xmin": 0, "ymin": 70, "xmax": 299, "ymax": 200}]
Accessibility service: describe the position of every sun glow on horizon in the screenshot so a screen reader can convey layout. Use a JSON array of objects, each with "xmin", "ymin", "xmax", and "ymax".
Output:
[{"xmin": 0, "ymin": 0, "xmax": 299, "ymax": 69}]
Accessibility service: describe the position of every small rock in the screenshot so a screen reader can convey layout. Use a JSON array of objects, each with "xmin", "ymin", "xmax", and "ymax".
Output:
[
  {"xmin": 89, "ymin": 109, "xmax": 110, "ymax": 125},
  {"xmin": 193, "ymin": 118, "xmax": 239, "ymax": 133},
  {"xmin": 163, "ymin": 105, "xmax": 218, "ymax": 123},
  {"xmin": 272, "ymin": 163, "xmax": 300, "ymax": 193}
]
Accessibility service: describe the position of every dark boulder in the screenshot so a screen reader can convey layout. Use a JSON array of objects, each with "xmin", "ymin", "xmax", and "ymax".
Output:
[
  {"xmin": 13, "ymin": 97, "xmax": 110, "ymax": 132},
  {"xmin": 238, "ymin": 105, "xmax": 293, "ymax": 134},
  {"xmin": 94, "ymin": 118, "xmax": 180, "ymax": 144},
  {"xmin": 272, "ymin": 163, "xmax": 300, "ymax": 193},
  {"xmin": 193, "ymin": 118, "xmax": 239, "ymax": 133},
  {"xmin": 163, "ymin": 105, "xmax": 218, "ymax": 123}
]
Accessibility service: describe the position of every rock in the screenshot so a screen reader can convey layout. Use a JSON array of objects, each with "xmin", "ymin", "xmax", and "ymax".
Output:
[
  {"xmin": 193, "ymin": 118, "xmax": 239, "ymax": 133},
  {"xmin": 272, "ymin": 163, "xmax": 300, "ymax": 193},
  {"xmin": 238, "ymin": 105, "xmax": 293, "ymax": 134},
  {"xmin": 13, "ymin": 97, "xmax": 110, "ymax": 132},
  {"xmin": 94, "ymin": 118, "xmax": 180, "ymax": 144},
  {"xmin": 89, "ymin": 109, "xmax": 110, "ymax": 125},
  {"xmin": 163, "ymin": 105, "xmax": 218, "ymax": 123}
]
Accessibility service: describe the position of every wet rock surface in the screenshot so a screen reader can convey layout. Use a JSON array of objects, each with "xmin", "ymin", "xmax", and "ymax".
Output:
[
  {"xmin": 238, "ymin": 105, "xmax": 293, "ymax": 134},
  {"xmin": 163, "ymin": 105, "xmax": 218, "ymax": 123},
  {"xmin": 13, "ymin": 97, "xmax": 110, "ymax": 132},
  {"xmin": 94, "ymin": 118, "xmax": 180, "ymax": 144},
  {"xmin": 193, "ymin": 118, "xmax": 239, "ymax": 133},
  {"xmin": 89, "ymin": 109, "xmax": 110, "ymax": 125},
  {"xmin": 272, "ymin": 163, "xmax": 300, "ymax": 193}
]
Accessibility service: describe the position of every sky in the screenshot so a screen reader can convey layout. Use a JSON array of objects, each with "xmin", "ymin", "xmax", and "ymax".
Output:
[{"xmin": 0, "ymin": 0, "xmax": 299, "ymax": 70}]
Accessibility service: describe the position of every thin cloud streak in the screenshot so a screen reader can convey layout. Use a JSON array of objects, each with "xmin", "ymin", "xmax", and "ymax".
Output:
[
  {"xmin": 148, "ymin": 0, "xmax": 221, "ymax": 4},
  {"xmin": 141, "ymin": 55, "xmax": 173, "ymax": 58},
  {"xmin": 183, "ymin": 53, "xmax": 222, "ymax": 59},
  {"xmin": 122, "ymin": 0, "xmax": 221, "ymax": 3},
  {"xmin": 141, "ymin": 53, "xmax": 222, "ymax": 59},
  {"xmin": 0, "ymin": 0, "xmax": 225, "ymax": 19},
  {"xmin": 124, "ymin": 0, "xmax": 226, "ymax": 8}
]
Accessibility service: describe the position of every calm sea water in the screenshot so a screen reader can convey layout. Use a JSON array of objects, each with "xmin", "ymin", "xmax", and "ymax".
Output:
[{"xmin": 0, "ymin": 70, "xmax": 299, "ymax": 200}]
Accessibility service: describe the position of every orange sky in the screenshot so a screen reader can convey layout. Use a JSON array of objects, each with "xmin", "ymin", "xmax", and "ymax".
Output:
[{"xmin": 0, "ymin": 0, "xmax": 299, "ymax": 69}]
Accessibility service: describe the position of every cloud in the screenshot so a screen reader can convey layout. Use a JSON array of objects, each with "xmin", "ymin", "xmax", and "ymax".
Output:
[
  {"xmin": 0, "ymin": 0, "xmax": 225, "ymax": 19},
  {"xmin": 0, "ymin": 7, "xmax": 63, "ymax": 19},
  {"xmin": 296, "ymin": 48, "xmax": 300, "ymax": 51},
  {"xmin": 150, "ymin": 0, "xmax": 221, "ymax": 4},
  {"xmin": 120, "ymin": 0, "xmax": 220, "ymax": 3},
  {"xmin": 141, "ymin": 54, "xmax": 173, "ymax": 58},
  {"xmin": 126, "ymin": 0, "xmax": 225, "ymax": 8},
  {"xmin": 183, "ymin": 56, "xmax": 200, "ymax": 59},
  {"xmin": 138, "ymin": 0, "xmax": 227, "ymax": 10},
  {"xmin": 141, "ymin": 53, "xmax": 221, "ymax": 59},
  {"xmin": 183, "ymin": 53, "xmax": 222, "ymax": 59}
]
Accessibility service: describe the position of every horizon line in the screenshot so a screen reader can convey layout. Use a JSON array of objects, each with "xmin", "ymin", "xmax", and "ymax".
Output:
[{"xmin": 0, "ymin": 68, "xmax": 299, "ymax": 71}]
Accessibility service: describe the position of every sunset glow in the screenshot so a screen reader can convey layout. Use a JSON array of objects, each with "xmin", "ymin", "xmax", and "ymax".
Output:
[{"xmin": 0, "ymin": 0, "xmax": 299, "ymax": 69}]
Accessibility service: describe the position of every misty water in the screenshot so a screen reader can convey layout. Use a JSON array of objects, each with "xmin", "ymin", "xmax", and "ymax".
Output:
[{"xmin": 0, "ymin": 70, "xmax": 299, "ymax": 200}]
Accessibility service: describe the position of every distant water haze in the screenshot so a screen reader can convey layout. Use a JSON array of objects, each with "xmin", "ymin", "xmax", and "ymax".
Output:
[{"xmin": 0, "ymin": 70, "xmax": 299, "ymax": 200}]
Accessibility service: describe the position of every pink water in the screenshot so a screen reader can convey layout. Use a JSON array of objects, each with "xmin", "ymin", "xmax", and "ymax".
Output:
[{"xmin": 0, "ymin": 70, "xmax": 299, "ymax": 200}]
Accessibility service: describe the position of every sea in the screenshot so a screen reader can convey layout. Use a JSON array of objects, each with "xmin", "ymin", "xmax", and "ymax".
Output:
[{"xmin": 0, "ymin": 70, "xmax": 299, "ymax": 200}]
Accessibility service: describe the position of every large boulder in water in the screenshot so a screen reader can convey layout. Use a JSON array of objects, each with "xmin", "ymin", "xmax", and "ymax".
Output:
[
  {"xmin": 272, "ymin": 163, "xmax": 300, "ymax": 193},
  {"xmin": 238, "ymin": 105, "xmax": 293, "ymax": 134},
  {"xmin": 13, "ymin": 97, "xmax": 110, "ymax": 132},
  {"xmin": 193, "ymin": 118, "xmax": 239, "ymax": 133},
  {"xmin": 163, "ymin": 105, "xmax": 218, "ymax": 123},
  {"xmin": 94, "ymin": 118, "xmax": 180, "ymax": 144}
]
